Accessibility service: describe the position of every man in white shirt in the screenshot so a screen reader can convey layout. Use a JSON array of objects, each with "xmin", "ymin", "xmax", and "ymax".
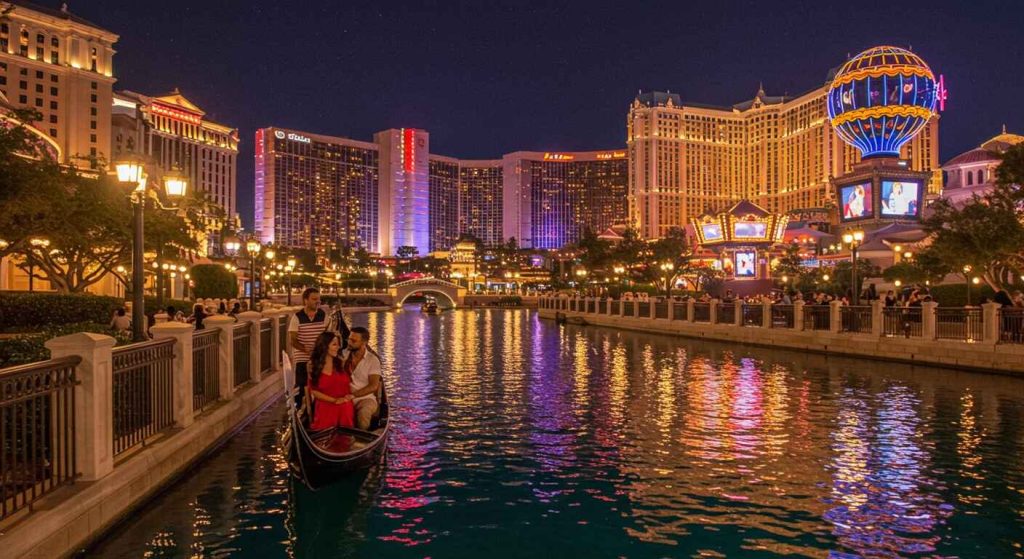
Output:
[{"xmin": 343, "ymin": 326, "xmax": 381, "ymax": 430}]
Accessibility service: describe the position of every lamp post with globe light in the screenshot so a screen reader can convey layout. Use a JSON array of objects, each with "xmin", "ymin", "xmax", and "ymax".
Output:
[
  {"xmin": 115, "ymin": 159, "xmax": 187, "ymax": 342},
  {"xmin": 842, "ymin": 230, "xmax": 865, "ymax": 304}
]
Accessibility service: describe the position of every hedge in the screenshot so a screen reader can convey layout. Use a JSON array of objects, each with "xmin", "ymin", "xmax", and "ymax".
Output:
[
  {"xmin": 0, "ymin": 321, "xmax": 133, "ymax": 368},
  {"xmin": 0, "ymin": 292, "xmax": 123, "ymax": 331},
  {"xmin": 191, "ymin": 264, "xmax": 238, "ymax": 299},
  {"xmin": 924, "ymin": 284, "xmax": 996, "ymax": 307}
]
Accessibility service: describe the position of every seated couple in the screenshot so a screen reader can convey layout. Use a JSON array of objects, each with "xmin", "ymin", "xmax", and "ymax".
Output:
[{"xmin": 306, "ymin": 327, "xmax": 381, "ymax": 432}]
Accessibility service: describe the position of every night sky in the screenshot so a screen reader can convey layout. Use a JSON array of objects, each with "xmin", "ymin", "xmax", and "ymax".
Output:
[{"xmin": 67, "ymin": 0, "xmax": 1024, "ymax": 228}]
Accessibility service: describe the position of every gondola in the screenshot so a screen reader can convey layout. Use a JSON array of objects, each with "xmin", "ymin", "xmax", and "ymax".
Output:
[
  {"xmin": 281, "ymin": 352, "xmax": 390, "ymax": 490},
  {"xmin": 421, "ymin": 297, "xmax": 440, "ymax": 314}
]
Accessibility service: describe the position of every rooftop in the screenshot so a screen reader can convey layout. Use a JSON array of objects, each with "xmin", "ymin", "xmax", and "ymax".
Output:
[{"xmin": 7, "ymin": 1, "xmax": 113, "ymax": 34}]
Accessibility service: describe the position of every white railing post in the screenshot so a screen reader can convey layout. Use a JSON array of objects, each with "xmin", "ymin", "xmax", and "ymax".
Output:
[
  {"xmin": 922, "ymin": 301, "xmax": 938, "ymax": 340},
  {"xmin": 264, "ymin": 310, "xmax": 283, "ymax": 372},
  {"xmin": 983, "ymin": 302, "xmax": 1001, "ymax": 344},
  {"xmin": 650, "ymin": 299, "xmax": 657, "ymax": 319},
  {"xmin": 666, "ymin": 299, "xmax": 674, "ymax": 320},
  {"xmin": 710, "ymin": 299, "xmax": 719, "ymax": 324},
  {"xmin": 45, "ymin": 332, "xmax": 116, "ymax": 481},
  {"xmin": 762, "ymin": 300, "xmax": 773, "ymax": 328},
  {"xmin": 794, "ymin": 301, "xmax": 805, "ymax": 330},
  {"xmin": 205, "ymin": 315, "xmax": 236, "ymax": 401},
  {"xmin": 619, "ymin": 299, "xmax": 626, "ymax": 317},
  {"xmin": 238, "ymin": 311, "xmax": 263, "ymax": 382},
  {"xmin": 150, "ymin": 322, "xmax": 195, "ymax": 428},
  {"xmin": 871, "ymin": 299, "xmax": 884, "ymax": 337},
  {"xmin": 829, "ymin": 301, "xmax": 843, "ymax": 334},
  {"xmin": 687, "ymin": 299, "xmax": 695, "ymax": 322},
  {"xmin": 734, "ymin": 302, "xmax": 744, "ymax": 327}
]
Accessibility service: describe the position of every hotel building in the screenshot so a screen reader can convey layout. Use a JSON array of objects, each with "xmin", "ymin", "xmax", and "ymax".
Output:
[
  {"xmin": 111, "ymin": 89, "xmax": 239, "ymax": 254},
  {"xmin": 628, "ymin": 83, "xmax": 940, "ymax": 239},
  {"xmin": 503, "ymin": 151, "xmax": 629, "ymax": 249},
  {"xmin": 0, "ymin": 1, "xmax": 117, "ymax": 169},
  {"xmin": 255, "ymin": 126, "xmax": 629, "ymax": 257}
]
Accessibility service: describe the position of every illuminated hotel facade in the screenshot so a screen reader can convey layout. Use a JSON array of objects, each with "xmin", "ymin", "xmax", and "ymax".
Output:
[
  {"xmin": 255, "ymin": 126, "xmax": 629, "ymax": 257},
  {"xmin": 0, "ymin": 1, "xmax": 117, "ymax": 170},
  {"xmin": 628, "ymin": 83, "xmax": 940, "ymax": 239}
]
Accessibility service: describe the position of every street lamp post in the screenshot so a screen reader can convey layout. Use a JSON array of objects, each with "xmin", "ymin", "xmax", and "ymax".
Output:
[
  {"xmin": 115, "ymin": 160, "xmax": 187, "ymax": 342},
  {"xmin": 842, "ymin": 230, "xmax": 865, "ymax": 304},
  {"xmin": 963, "ymin": 265, "xmax": 972, "ymax": 306},
  {"xmin": 659, "ymin": 262, "xmax": 675, "ymax": 298},
  {"xmin": 245, "ymin": 239, "xmax": 260, "ymax": 310},
  {"xmin": 263, "ymin": 249, "xmax": 275, "ymax": 299},
  {"xmin": 286, "ymin": 257, "xmax": 296, "ymax": 305}
]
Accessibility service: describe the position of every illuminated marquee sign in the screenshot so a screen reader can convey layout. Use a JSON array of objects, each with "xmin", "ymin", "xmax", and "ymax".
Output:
[
  {"xmin": 273, "ymin": 130, "xmax": 311, "ymax": 144},
  {"xmin": 595, "ymin": 151, "xmax": 626, "ymax": 160},
  {"xmin": 936, "ymin": 74, "xmax": 948, "ymax": 112},
  {"xmin": 543, "ymin": 153, "xmax": 574, "ymax": 161},
  {"xmin": 150, "ymin": 103, "xmax": 202, "ymax": 125},
  {"xmin": 403, "ymin": 128, "xmax": 415, "ymax": 173}
]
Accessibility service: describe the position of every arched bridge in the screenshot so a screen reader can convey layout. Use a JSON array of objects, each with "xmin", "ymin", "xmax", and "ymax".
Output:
[{"xmin": 388, "ymin": 277, "xmax": 467, "ymax": 308}]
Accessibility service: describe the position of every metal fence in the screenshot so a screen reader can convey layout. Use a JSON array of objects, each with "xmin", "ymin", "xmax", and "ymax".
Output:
[
  {"xmin": 673, "ymin": 303, "xmax": 687, "ymax": 320},
  {"xmin": 637, "ymin": 301, "xmax": 651, "ymax": 318},
  {"xmin": 598, "ymin": 300, "xmax": 608, "ymax": 314},
  {"xmin": 936, "ymin": 308, "xmax": 984, "ymax": 342},
  {"xmin": 624, "ymin": 301, "xmax": 635, "ymax": 317},
  {"xmin": 883, "ymin": 307, "xmax": 922, "ymax": 338},
  {"xmin": 803, "ymin": 305, "xmax": 831, "ymax": 331},
  {"xmin": 717, "ymin": 303, "xmax": 736, "ymax": 325},
  {"xmin": 1000, "ymin": 308, "xmax": 1024, "ymax": 344},
  {"xmin": 610, "ymin": 300, "xmax": 620, "ymax": 315},
  {"xmin": 655, "ymin": 302, "xmax": 668, "ymax": 319},
  {"xmin": 840, "ymin": 306, "xmax": 873, "ymax": 334},
  {"xmin": 0, "ymin": 357, "xmax": 79, "ymax": 521},
  {"xmin": 112, "ymin": 339, "xmax": 175, "ymax": 457},
  {"xmin": 260, "ymin": 318, "xmax": 273, "ymax": 375},
  {"xmin": 192, "ymin": 329, "xmax": 220, "ymax": 413},
  {"xmin": 233, "ymin": 323, "xmax": 252, "ymax": 388},
  {"xmin": 693, "ymin": 302, "xmax": 711, "ymax": 322},
  {"xmin": 741, "ymin": 304, "xmax": 763, "ymax": 327},
  {"xmin": 771, "ymin": 305, "xmax": 795, "ymax": 329}
]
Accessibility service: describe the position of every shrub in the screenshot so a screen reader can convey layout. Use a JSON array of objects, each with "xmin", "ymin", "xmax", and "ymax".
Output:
[
  {"xmin": 926, "ymin": 283, "xmax": 996, "ymax": 307},
  {"xmin": 191, "ymin": 264, "xmax": 238, "ymax": 299},
  {"xmin": 0, "ymin": 321, "xmax": 132, "ymax": 367},
  {"xmin": 0, "ymin": 292, "xmax": 123, "ymax": 331},
  {"xmin": 145, "ymin": 297, "xmax": 194, "ymax": 317}
]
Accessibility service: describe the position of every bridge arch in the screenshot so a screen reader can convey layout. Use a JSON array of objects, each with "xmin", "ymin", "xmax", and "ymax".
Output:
[{"xmin": 389, "ymin": 277, "xmax": 466, "ymax": 308}]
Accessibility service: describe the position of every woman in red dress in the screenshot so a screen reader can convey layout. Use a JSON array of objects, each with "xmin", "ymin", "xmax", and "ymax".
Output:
[{"xmin": 307, "ymin": 332, "xmax": 355, "ymax": 431}]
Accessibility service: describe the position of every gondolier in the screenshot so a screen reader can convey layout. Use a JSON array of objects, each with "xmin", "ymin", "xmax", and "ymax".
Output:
[{"xmin": 288, "ymin": 288, "xmax": 327, "ymax": 406}]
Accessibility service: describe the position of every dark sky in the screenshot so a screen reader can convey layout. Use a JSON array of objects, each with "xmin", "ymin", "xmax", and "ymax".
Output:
[{"xmin": 68, "ymin": 0, "xmax": 1023, "ymax": 228}]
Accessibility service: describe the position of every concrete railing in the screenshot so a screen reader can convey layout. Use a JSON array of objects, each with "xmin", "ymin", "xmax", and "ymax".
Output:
[
  {"xmin": 0, "ymin": 307, "xmax": 300, "ymax": 557},
  {"xmin": 540, "ymin": 296, "xmax": 1024, "ymax": 374}
]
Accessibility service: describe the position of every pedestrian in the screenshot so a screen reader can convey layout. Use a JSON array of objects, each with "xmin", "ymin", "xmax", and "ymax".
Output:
[
  {"xmin": 229, "ymin": 302, "xmax": 242, "ymax": 317},
  {"xmin": 218, "ymin": 302, "xmax": 227, "ymax": 315},
  {"xmin": 110, "ymin": 308, "xmax": 131, "ymax": 334},
  {"xmin": 188, "ymin": 303, "xmax": 207, "ymax": 330}
]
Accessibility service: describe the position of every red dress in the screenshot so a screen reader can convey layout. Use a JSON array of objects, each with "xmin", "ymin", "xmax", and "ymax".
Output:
[{"xmin": 309, "ymin": 366, "xmax": 355, "ymax": 431}]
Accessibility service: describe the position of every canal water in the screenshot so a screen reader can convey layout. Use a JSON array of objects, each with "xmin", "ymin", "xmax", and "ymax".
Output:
[{"xmin": 89, "ymin": 309, "xmax": 1024, "ymax": 558}]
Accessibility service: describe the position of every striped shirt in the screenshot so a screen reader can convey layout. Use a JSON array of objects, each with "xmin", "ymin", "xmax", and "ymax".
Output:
[{"xmin": 287, "ymin": 308, "xmax": 326, "ymax": 364}]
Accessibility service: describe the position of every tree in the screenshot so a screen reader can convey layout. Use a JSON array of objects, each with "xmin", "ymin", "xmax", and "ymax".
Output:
[
  {"xmin": 773, "ymin": 244, "xmax": 806, "ymax": 284},
  {"xmin": 635, "ymin": 227, "xmax": 693, "ymax": 295},
  {"xmin": 881, "ymin": 253, "xmax": 949, "ymax": 286},
  {"xmin": 190, "ymin": 264, "xmax": 238, "ymax": 299},
  {"xmin": 919, "ymin": 142, "xmax": 1024, "ymax": 290}
]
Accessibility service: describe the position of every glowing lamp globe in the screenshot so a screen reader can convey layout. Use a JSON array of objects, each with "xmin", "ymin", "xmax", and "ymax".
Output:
[{"xmin": 827, "ymin": 46, "xmax": 937, "ymax": 159}]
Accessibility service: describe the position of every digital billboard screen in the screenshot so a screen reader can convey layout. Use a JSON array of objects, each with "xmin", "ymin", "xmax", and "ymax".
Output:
[
  {"xmin": 840, "ymin": 182, "xmax": 873, "ymax": 221},
  {"xmin": 733, "ymin": 222, "xmax": 767, "ymax": 238},
  {"xmin": 701, "ymin": 223, "xmax": 724, "ymax": 241},
  {"xmin": 735, "ymin": 251, "xmax": 756, "ymax": 278},
  {"xmin": 880, "ymin": 179, "xmax": 921, "ymax": 218}
]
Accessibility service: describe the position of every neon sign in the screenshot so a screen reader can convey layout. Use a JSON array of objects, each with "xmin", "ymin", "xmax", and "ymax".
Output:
[
  {"xmin": 935, "ymin": 74, "xmax": 948, "ymax": 112},
  {"xmin": 273, "ymin": 130, "xmax": 310, "ymax": 143},
  {"xmin": 543, "ymin": 153, "xmax": 574, "ymax": 161},
  {"xmin": 403, "ymin": 128, "xmax": 415, "ymax": 173},
  {"xmin": 595, "ymin": 151, "xmax": 626, "ymax": 159},
  {"xmin": 150, "ymin": 103, "xmax": 202, "ymax": 125}
]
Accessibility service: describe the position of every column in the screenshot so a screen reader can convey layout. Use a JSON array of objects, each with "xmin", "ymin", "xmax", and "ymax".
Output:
[
  {"xmin": 238, "ymin": 311, "xmax": 263, "ymax": 382},
  {"xmin": 829, "ymin": 300, "xmax": 842, "ymax": 334},
  {"xmin": 608, "ymin": 298, "xmax": 615, "ymax": 316},
  {"xmin": 620, "ymin": 298, "xmax": 625, "ymax": 317},
  {"xmin": 667, "ymin": 299, "xmax": 674, "ymax": 320},
  {"xmin": 710, "ymin": 299, "xmax": 719, "ymax": 324},
  {"xmin": 650, "ymin": 299, "xmax": 657, "ymax": 319},
  {"xmin": 734, "ymin": 302, "xmax": 743, "ymax": 327},
  {"xmin": 264, "ymin": 310, "xmax": 283, "ymax": 372},
  {"xmin": 762, "ymin": 300, "xmax": 773, "ymax": 328},
  {"xmin": 687, "ymin": 299, "xmax": 695, "ymax": 322},
  {"xmin": 922, "ymin": 301, "xmax": 938, "ymax": 340},
  {"xmin": 871, "ymin": 299, "xmax": 884, "ymax": 337},
  {"xmin": 982, "ymin": 302, "xmax": 1001, "ymax": 344},
  {"xmin": 206, "ymin": 315, "xmax": 236, "ymax": 401},
  {"xmin": 150, "ymin": 321, "xmax": 195, "ymax": 428},
  {"xmin": 44, "ymin": 332, "xmax": 116, "ymax": 481},
  {"xmin": 794, "ymin": 300, "xmax": 805, "ymax": 330}
]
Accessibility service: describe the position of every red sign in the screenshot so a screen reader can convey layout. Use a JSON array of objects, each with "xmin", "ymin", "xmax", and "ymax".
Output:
[{"xmin": 403, "ymin": 128, "xmax": 415, "ymax": 173}]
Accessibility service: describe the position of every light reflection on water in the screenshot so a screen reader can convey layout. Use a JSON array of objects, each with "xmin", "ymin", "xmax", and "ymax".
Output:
[{"xmin": 89, "ymin": 309, "xmax": 1024, "ymax": 558}]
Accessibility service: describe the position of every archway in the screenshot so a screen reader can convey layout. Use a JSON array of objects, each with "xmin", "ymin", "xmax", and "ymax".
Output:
[{"xmin": 395, "ymin": 289, "xmax": 457, "ymax": 308}]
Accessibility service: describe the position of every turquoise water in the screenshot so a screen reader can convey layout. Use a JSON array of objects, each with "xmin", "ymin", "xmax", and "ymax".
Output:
[{"xmin": 89, "ymin": 309, "xmax": 1024, "ymax": 558}]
